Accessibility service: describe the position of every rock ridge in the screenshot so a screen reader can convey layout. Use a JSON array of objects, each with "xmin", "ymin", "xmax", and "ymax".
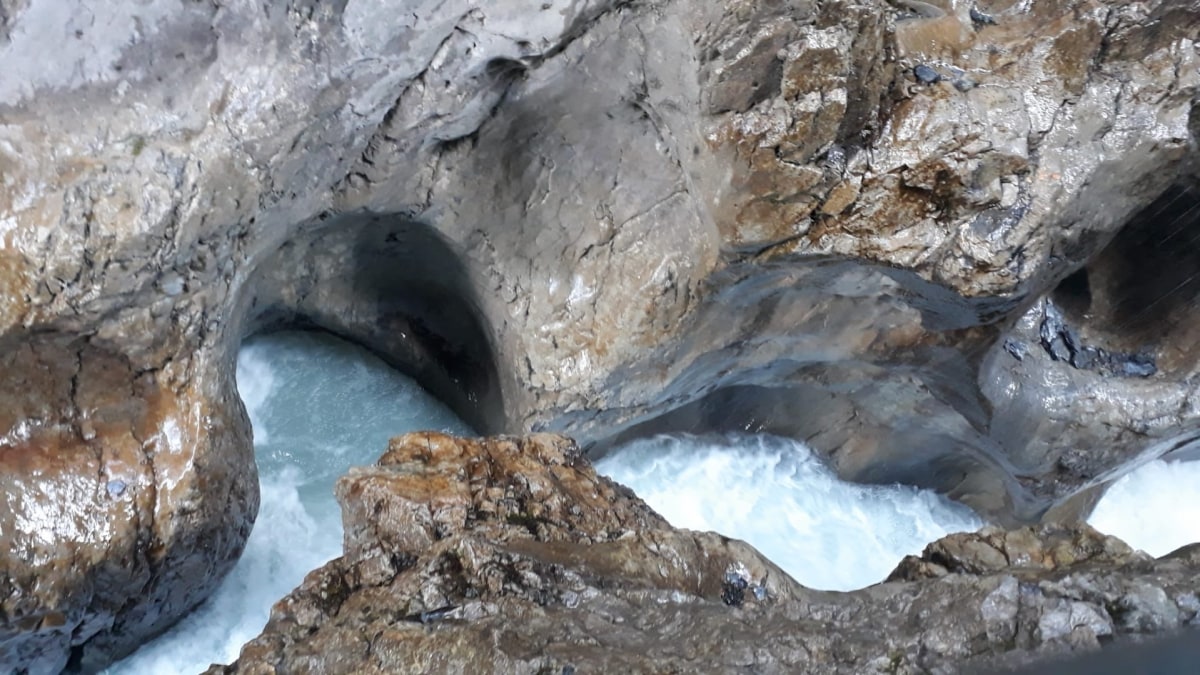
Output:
[{"xmin": 211, "ymin": 432, "xmax": 1200, "ymax": 675}]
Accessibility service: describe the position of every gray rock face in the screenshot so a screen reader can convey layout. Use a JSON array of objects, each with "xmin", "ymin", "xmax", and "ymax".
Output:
[
  {"xmin": 0, "ymin": 0, "xmax": 1198, "ymax": 670},
  {"xmin": 208, "ymin": 432, "xmax": 1200, "ymax": 675}
]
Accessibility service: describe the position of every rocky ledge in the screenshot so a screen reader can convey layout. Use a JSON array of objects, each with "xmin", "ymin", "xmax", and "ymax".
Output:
[{"xmin": 208, "ymin": 432, "xmax": 1198, "ymax": 674}]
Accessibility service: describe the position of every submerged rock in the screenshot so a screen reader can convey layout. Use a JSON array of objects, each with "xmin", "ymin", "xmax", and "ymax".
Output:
[{"xmin": 210, "ymin": 433, "xmax": 1200, "ymax": 675}]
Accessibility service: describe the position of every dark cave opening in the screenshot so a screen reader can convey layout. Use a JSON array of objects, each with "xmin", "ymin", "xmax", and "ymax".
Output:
[
  {"xmin": 238, "ymin": 211, "xmax": 505, "ymax": 435},
  {"xmin": 1051, "ymin": 266, "xmax": 1092, "ymax": 318},
  {"xmin": 109, "ymin": 214, "xmax": 500, "ymax": 672},
  {"xmin": 1051, "ymin": 183, "xmax": 1200, "ymax": 374}
]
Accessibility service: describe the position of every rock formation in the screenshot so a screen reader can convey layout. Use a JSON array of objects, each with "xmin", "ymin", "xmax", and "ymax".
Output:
[
  {"xmin": 208, "ymin": 432, "xmax": 1200, "ymax": 674},
  {"xmin": 0, "ymin": 0, "xmax": 1198, "ymax": 670}
]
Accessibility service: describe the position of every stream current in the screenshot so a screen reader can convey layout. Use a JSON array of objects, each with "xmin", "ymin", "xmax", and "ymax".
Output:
[{"xmin": 106, "ymin": 330, "xmax": 1193, "ymax": 673}]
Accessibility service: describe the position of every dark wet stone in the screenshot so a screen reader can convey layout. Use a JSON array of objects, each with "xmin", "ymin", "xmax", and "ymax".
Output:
[
  {"xmin": 1048, "ymin": 337, "xmax": 1073, "ymax": 362},
  {"xmin": 970, "ymin": 6, "xmax": 997, "ymax": 26},
  {"xmin": 722, "ymin": 570, "xmax": 750, "ymax": 607},
  {"xmin": 1038, "ymin": 301, "xmax": 1156, "ymax": 378},
  {"xmin": 1119, "ymin": 354, "xmax": 1157, "ymax": 378},
  {"xmin": 1061, "ymin": 324, "xmax": 1083, "ymax": 356},
  {"xmin": 1004, "ymin": 339, "xmax": 1028, "ymax": 361},
  {"xmin": 1070, "ymin": 346, "xmax": 1100, "ymax": 370},
  {"xmin": 913, "ymin": 64, "xmax": 941, "ymax": 84},
  {"xmin": 1039, "ymin": 303, "xmax": 1068, "ymax": 359}
]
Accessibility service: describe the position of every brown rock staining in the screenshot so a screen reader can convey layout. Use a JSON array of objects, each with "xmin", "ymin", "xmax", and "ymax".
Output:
[{"xmin": 0, "ymin": 0, "xmax": 1198, "ymax": 672}]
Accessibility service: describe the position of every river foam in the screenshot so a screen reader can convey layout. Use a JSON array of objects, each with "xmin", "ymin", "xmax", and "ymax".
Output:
[
  {"xmin": 1088, "ymin": 458, "xmax": 1200, "ymax": 557},
  {"xmin": 596, "ymin": 433, "xmax": 984, "ymax": 591}
]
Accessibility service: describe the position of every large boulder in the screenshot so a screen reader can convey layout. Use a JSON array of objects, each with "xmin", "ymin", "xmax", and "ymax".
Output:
[
  {"xmin": 1, "ymin": 0, "xmax": 1198, "ymax": 669},
  {"xmin": 210, "ymin": 432, "xmax": 1200, "ymax": 674}
]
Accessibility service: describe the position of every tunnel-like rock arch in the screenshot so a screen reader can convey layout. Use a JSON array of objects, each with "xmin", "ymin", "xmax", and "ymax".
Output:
[{"xmin": 235, "ymin": 212, "xmax": 505, "ymax": 435}]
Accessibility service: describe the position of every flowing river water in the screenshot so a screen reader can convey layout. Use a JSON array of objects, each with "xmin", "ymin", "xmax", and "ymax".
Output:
[{"xmin": 106, "ymin": 329, "xmax": 1197, "ymax": 673}]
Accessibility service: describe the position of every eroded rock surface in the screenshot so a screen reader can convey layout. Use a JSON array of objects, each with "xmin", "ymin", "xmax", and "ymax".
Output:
[
  {"xmin": 887, "ymin": 523, "xmax": 1148, "ymax": 581},
  {"xmin": 210, "ymin": 433, "xmax": 1200, "ymax": 674},
  {"xmin": 1, "ymin": 0, "xmax": 1199, "ymax": 669}
]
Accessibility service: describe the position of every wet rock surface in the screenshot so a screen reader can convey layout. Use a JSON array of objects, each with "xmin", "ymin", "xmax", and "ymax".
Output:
[
  {"xmin": 0, "ymin": 336, "xmax": 256, "ymax": 673},
  {"xmin": 209, "ymin": 433, "xmax": 1200, "ymax": 675},
  {"xmin": 0, "ymin": 0, "xmax": 1199, "ymax": 669}
]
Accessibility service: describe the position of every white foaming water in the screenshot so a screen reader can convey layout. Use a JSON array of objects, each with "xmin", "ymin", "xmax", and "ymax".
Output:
[
  {"xmin": 595, "ymin": 434, "xmax": 984, "ymax": 591},
  {"xmin": 1089, "ymin": 458, "xmax": 1200, "ymax": 557},
  {"xmin": 106, "ymin": 331, "xmax": 472, "ymax": 674}
]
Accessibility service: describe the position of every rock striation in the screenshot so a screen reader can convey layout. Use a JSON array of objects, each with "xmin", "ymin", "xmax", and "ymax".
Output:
[
  {"xmin": 0, "ymin": 0, "xmax": 1198, "ymax": 670},
  {"xmin": 209, "ymin": 432, "xmax": 1200, "ymax": 674}
]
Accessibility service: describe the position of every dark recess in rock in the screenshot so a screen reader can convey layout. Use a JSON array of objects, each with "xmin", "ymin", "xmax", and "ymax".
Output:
[
  {"xmin": 242, "ymin": 212, "xmax": 507, "ymax": 435},
  {"xmin": 1038, "ymin": 300, "xmax": 1156, "ymax": 377},
  {"xmin": 1047, "ymin": 183, "xmax": 1200, "ymax": 378}
]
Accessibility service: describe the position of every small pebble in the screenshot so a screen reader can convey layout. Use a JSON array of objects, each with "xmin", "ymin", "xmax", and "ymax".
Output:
[
  {"xmin": 954, "ymin": 77, "xmax": 977, "ymax": 92},
  {"xmin": 913, "ymin": 64, "xmax": 941, "ymax": 84},
  {"xmin": 970, "ymin": 6, "xmax": 997, "ymax": 26},
  {"xmin": 1120, "ymin": 355, "xmax": 1157, "ymax": 378},
  {"xmin": 1004, "ymin": 339, "xmax": 1027, "ymax": 361}
]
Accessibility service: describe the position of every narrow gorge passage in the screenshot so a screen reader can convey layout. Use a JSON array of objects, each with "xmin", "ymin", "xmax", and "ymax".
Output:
[
  {"xmin": 103, "ymin": 328, "xmax": 1200, "ymax": 673},
  {"xmin": 108, "ymin": 329, "xmax": 985, "ymax": 669},
  {"xmin": 105, "ymin": 331, "xmax": 473, "ymax": 674}
]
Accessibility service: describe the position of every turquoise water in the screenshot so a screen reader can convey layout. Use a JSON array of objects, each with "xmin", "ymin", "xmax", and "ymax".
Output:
[
  {"xmin": 102, "ymin": 328, "xmax": 1200, "ymax": 673},
  {"xmin": 106, "ymin": 331, "xmax": 472, "ymax": 674}
]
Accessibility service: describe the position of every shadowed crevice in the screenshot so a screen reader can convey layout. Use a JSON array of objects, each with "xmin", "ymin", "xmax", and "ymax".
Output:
[{"xmin": 1052, "ymin": 184, "xmax": 1200, "ymax": 375}]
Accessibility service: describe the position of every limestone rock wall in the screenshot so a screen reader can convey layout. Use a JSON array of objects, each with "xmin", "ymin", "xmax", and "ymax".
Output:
[{"xmin": 696, "ymin": 0, "xmax": 1199, "ymax": 297}]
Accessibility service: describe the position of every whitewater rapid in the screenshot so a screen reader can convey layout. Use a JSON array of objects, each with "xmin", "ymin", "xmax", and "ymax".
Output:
[
  {"xmin": 596, "ymin": 434, "xmax": 984, "ymax": 590},
  {"xmin": 1088, "ymin": 457, "xmax": 1200, "ymax": 557}
]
